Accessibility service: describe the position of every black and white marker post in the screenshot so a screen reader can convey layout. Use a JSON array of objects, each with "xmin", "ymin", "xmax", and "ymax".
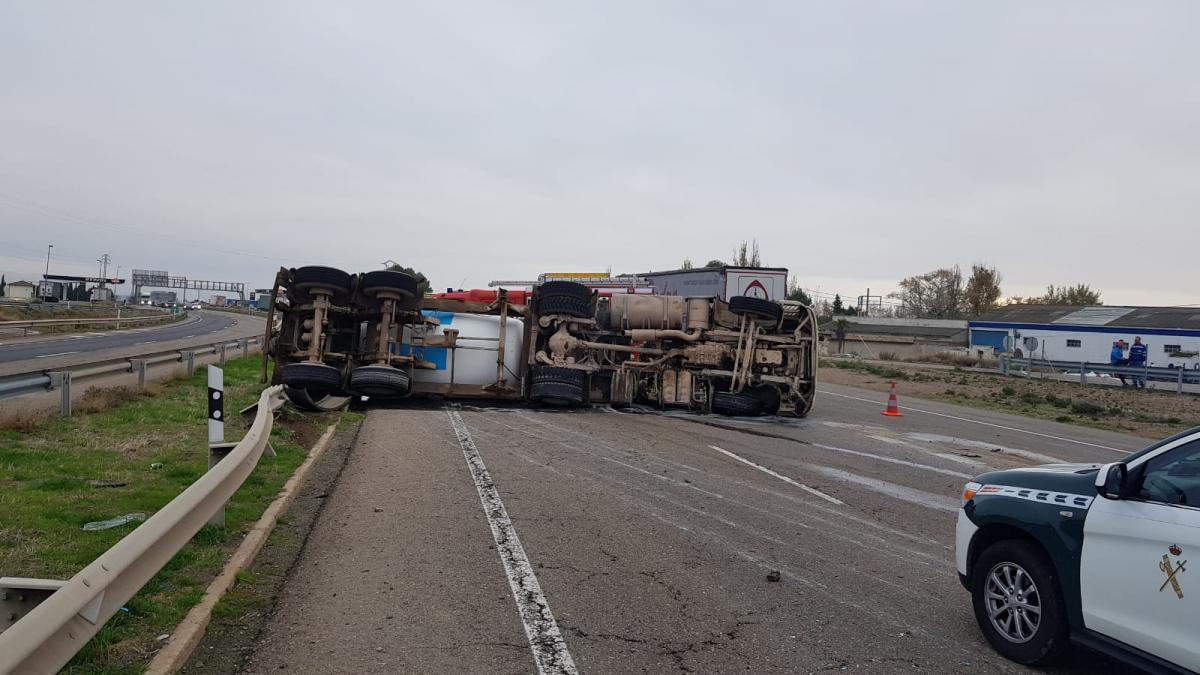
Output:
[{"xmin": 207, "ymin": 365, "xmax": 237, "ymax": 527}]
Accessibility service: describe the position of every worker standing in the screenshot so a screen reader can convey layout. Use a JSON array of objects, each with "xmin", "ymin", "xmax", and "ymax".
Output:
[
  {"xmin": 1129, "ymin": 336, "xmax": 1148, "ymax": 389},
  {"xmin": 1110, "ymin": 340, "xmax": 1128, "ymax": 387}
]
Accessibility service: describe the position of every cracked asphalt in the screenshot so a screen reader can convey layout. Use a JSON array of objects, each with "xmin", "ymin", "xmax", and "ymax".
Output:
[{"xmin": 243, "ymin": 383, "xmax": 1141, "ymax": 673}]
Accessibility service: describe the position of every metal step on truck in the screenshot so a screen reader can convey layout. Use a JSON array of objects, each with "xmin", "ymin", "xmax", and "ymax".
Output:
[{"xmin": 263, "ymin": 266, "xmax": 817, "ymax": 416}]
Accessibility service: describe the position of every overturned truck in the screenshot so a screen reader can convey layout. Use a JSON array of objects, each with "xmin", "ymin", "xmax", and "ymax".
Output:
[{"xmin": 264, "ymin": 266, "xmax": 817, "ymax": 416}]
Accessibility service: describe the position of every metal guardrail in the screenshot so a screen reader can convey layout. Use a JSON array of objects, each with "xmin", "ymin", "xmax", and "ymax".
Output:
[
  {"xmin": 0, "ymin": 312, "xmax": 179, "ymax": 335},
  {"xmin": 0, "ymin": 336, "xmax": 264, "ymax": 413},
  {"xmin": 1000, "ymin": 356, "xmax": 1200, "ymax": 393},
  {"xmin": 0, "ymin": 385, "xmax": 286, "ymax": 674}
]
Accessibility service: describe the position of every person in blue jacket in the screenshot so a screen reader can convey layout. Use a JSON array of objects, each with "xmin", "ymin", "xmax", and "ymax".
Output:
[
  {"xmin": 1128, "ymin": 336, "xmax": 1148, "ymax": 388},
  {"xmin": 1110, "ymin": 340, "xmax": 1128, "ymax": 386}
]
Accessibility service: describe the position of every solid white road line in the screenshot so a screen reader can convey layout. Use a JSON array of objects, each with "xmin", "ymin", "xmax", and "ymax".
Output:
[
  {"xmin": 35, "ymin": 351, "xmax": 79, "ymax": 358},
  {"xmin": 818, "ymin": 389, "xmax": 1127, "ymax": 454},
  {"xmin": 445, "ymin": 407, "xmax": 578, "ymax": 675},
  {"xmin": 710, "ymin": 445, "xmax": 845, "ymax": 505}
]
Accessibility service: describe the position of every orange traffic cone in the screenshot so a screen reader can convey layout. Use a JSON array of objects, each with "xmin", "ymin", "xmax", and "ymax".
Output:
[{"xmin": 882, "ymin": 381, "xmax": 903, "ymax": 417}]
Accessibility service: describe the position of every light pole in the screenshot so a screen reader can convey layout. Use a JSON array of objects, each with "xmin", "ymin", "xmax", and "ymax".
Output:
[{"xmin": 45, "ymin": 244, "xmax": 53, "ymax": 275}]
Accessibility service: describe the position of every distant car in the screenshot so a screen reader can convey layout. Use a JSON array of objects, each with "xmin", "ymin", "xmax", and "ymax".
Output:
[
  {"xmin": 957, "ymin": 428, "xmax": 1200, "ymax": 672},
  {"xmin": 189, "ymin": 303, "xmax": 201, "ymax": 310}
]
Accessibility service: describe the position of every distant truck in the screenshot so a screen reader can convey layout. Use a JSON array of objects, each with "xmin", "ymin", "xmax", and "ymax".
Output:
[
  {"xmin": 265, "ymin": 265, "xmax": 817, "ymax": 417},
  {"xmin": 640, "ymin": 266, "xmax": 789, "ymax": 302}
]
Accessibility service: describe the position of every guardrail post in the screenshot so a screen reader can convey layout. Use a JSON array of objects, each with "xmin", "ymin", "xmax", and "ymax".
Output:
[
  {"xmin": 1080, "ymin": 362, "xmax": 1086, "ymax": 386},
  {"xmin": 184, "ymin": 351, "xmax": 196, "ymax": 377},
  {"xmin": 218, "ymin": 343, "xmax": 227, "ymax": 365},
  {"xmin": 241, "ymin": 338, "xmax": 249, "ymax": 358},
  {"xmin": 1178, "ymin": 367, "xmax": 1185, "ymax": 395},
  {"xmin": 130, "ymin": 359, "xmax": 148, "ymax": 389},
  {"xmin": 207, "ymin": 366, "xmax": 231, "ymax": 527},
  {"xmin": 54, "ymin": 372, "xmax": 72, "ymax": 416}
]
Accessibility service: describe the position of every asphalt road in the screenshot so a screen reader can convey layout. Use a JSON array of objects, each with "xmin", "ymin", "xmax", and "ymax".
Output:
[
  {"xmin": 0, "ymin": 312, "xmax": 239, "ymax": 364},
  {"xmin": 243, "ymin": 385, "xmax": 1147, "ymax": 674}
]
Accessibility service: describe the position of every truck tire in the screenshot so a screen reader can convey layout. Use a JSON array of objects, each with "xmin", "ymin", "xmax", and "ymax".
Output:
[
  {"xmin": 529, "ymin": 366, "xmax": 586, "ymax": 406},
  {"xmin": 293, "ymin": 266, "xmax": 353, "ymax": 295},
  {"xmin": 349, "ymin": 365, "xmax": 411, "ymax": 396},
  {"xmin": 728, "ymin": 296, "xmax": 783, "ymax": 324},
  {"xmin": 282, "ymin": 362, "xmax": 344, "ymax": 394},
  {"xmin": 359, "ymin": 270, "xmax": 418, "ymax": 300},
  {"xmin": 711, "ymin": 390, "xmax": 763, "ymax": 416},
  {"xmin": 537, "ymin": 281, "xmax": 593, "ymax": 318},
  {"xmin": 971, "ymin": 540, "xmax": 1069, "ymax": 665}
]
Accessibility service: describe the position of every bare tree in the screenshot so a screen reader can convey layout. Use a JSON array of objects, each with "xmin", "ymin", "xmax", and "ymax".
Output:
[
  {"xmin": 890, "ymin": 266, "xmax": 965, "ymax": 319},
  {"xmin": 963, "ymin": 264, "xmax": 1003, "ymax": 317},
  {"xmin": 1040, "ymin": 284, "xmax": 1102, "ymax": 305},
  {"xmin": 680, "ymin": 258, "xmax": 694, "ymax": 269},
  {"xmin": 732, "ymin": 240, "xmax": 762, "ymax": 267},
  {"xmin": 786, "ymin": 278, "xmax": 812, "ymax": 305}
]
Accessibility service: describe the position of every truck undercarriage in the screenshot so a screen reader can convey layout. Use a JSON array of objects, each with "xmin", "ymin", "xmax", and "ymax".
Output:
[{"xmin": 265, "ymin": 266, "xmax": 817, "ymax": 417}]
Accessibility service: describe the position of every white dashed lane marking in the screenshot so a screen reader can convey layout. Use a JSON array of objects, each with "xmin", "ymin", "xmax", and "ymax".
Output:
[{"xmin": 710, "ymin": 445, "xmax": 845, "ymax": 505}]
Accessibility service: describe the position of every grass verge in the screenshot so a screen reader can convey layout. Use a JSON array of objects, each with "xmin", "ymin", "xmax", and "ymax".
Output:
[{"xmin": 0, "ymin": 356, "xmax": 363, "ymax": 674}]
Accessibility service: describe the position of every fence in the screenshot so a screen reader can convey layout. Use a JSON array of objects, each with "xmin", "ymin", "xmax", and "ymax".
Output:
[
  {"xmin": 0, "ymin": 385, "xmax": 286, "ymax": 674},
  {"xmin": 0, "ymin": 336, "xmax": 264, "ymax": 414},
  {"xmin": 1000, "ymin": 355, "xmax": 1200, "ymax": 394}
]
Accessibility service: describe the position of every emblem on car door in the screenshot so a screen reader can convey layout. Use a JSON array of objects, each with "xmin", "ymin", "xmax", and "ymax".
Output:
[{"xmin": 1159, "ymin": 546, "xmax": 1187, "ymax": 599}]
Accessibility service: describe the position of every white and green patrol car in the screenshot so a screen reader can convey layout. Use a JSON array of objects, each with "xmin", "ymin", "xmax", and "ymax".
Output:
[{"xmin": 957, "ymin": 427, "xmax": 1200, "ymax": 673}]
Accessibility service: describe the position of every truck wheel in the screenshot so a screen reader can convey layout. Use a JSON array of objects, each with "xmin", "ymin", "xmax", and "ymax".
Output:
[
  {"xmin": 537, "ymin": 281, "xmax": 593, "ymax": 318},
  {"xmin": 359, "ymin": 270, "xmax": 418, "ymax": 300},
  {"xmin": 293, "ymin": 266, "xmax": 352, "ymax": 295},
  {"xmin": 728, "ymin": 296, "xmax": 783, "ymax": 324},
  {"xmin": 349, "ymin": 365, "xmax": 411, "ymax": 396},
  {"xmin": 530, "ymin": 366, "xmax": 586, "ymax": 406},
  {"xmin": 971, "ymin": 540, "xmax": 1069, "ymax": 665},
  {"xmin": 711, "ymin": 391, "xmax": 763, "ymax": 416},
  {"xmin": 282, "ymin": 362, "xmax": 344, "ymax": 395}
]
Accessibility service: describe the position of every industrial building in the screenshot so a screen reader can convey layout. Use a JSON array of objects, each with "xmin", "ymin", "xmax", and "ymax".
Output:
[
  {"xmin": 2, "ymin": 280, "xmax": 36, "ymax": 301},
  {"xmin": 969, "ymin": 306, "xmax": 1200, "ymax": 369}
]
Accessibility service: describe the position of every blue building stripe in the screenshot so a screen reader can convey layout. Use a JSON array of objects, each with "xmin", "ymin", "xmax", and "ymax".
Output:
[{"xmin": 968, "ymin": 321, "xmax": 1200, "ymax": 338}]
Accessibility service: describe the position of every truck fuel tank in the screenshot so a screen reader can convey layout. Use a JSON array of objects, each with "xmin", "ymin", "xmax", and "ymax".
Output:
[{"xmin": 607, "ymin": 294, "xmax": 684, "ymax": 330}]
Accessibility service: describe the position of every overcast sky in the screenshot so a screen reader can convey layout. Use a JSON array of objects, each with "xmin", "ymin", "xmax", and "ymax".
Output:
[{"xmin": 2, "ymin": 2, "xmax": 1198, "ymax": 306}]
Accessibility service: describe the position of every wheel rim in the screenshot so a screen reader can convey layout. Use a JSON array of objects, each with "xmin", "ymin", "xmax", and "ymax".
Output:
[{"xmin": 985, "ymin": 561, "xmax": 1042, "ymax": 644}]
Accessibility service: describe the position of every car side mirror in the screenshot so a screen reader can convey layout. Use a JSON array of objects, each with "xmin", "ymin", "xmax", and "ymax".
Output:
[{"xmin": 1095, "ymin": 462, "xmax": 1128, "ymax": 500}]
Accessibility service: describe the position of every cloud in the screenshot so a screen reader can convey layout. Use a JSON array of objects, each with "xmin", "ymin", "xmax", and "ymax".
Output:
[{"xmin": 1, "ymin": 1, "xmax": 1198, "ymax": 305}]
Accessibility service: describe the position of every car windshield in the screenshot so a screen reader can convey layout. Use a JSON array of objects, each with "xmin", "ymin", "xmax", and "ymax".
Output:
[{"xmin": 1124, "ymin": 426, "xmax": 1200, "ymax": 465}]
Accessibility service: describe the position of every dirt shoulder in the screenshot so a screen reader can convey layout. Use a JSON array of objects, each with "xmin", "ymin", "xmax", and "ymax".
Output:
[
  {"xmin": 179, "ymin": 422, "xmax": 361, "ymax": 675},
  {"xmin": 820, "ymin": 359, "xmax": 1200, "ymax": 439}
]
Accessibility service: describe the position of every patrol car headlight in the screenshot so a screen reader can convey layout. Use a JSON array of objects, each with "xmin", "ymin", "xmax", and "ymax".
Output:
[{"xmin": 962, "ymin": 481, "xmax": 982, "ymax": 506}]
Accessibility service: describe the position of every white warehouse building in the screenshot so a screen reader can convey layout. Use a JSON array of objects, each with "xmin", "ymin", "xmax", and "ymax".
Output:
[{"xmin": 969, "ymin": 306, "xmax": 1200, "ymax": 369}]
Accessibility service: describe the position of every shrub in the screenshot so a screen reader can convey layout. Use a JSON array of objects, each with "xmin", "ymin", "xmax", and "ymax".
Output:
[
  {"xmin": 1001, "ymin": 386, "xmax": 1016, "ymax": 397},
  {"xmin": 1050, "ymin": 397, "xmax": 1071, "ymax": 409},
  {"xmin": 878, "ymin": 351, "xmax": 899, "ymax": 361},
  {"xmin": 1070, "ymin": 401, "xmax": 1106, "ymax": 416},
  {"xmin": 1018, "ymin": 392, "xmax": 1043, "ymax": 405},
  {"xmin": 1056, "ymin": 415, "xmax": 1071, "ymax": 423}
]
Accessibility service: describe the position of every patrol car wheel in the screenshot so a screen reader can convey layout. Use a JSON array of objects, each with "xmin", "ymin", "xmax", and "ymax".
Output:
[{"xmin": 972, "ymin": 540, "xmax": 1069, "ymax": 665}]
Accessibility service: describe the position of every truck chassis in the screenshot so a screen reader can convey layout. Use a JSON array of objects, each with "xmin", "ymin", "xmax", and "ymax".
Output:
[{"xmin": 265, "ymin": 266, "xmax": 817, "ymax": 417}]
